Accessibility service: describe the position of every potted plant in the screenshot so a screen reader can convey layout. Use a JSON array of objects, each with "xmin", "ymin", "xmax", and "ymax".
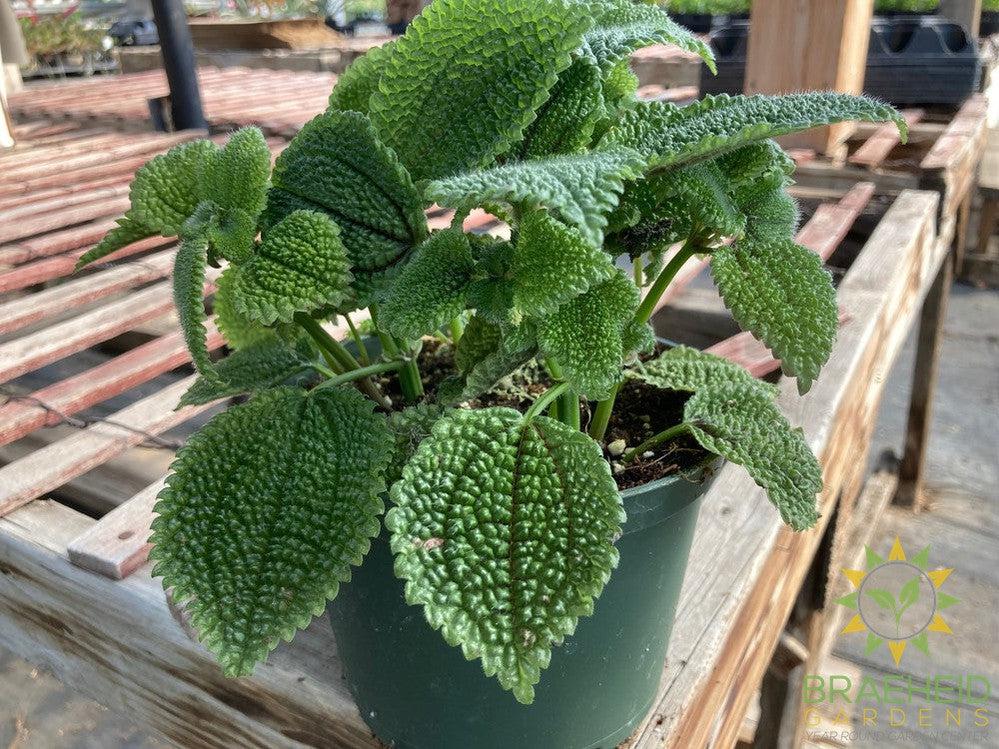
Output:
[{"xmin": 78, "ymin": 1, "xmax": 905, "ymax": 746}]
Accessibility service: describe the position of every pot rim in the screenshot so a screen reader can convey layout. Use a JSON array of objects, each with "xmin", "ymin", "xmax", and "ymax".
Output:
[{"xmin": 617, "ymin": 455, "xmax": 722, "ymax": 536}]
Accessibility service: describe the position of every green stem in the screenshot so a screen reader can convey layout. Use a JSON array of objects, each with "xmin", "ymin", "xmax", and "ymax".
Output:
[
  {"xmin": 345, "ymin": 314, "xmax": 371, "ymax": 366},
  {"xmin": 317, "ymin": 360, "xmax": 405, "ymax": 390},
  {"xmin": 633, "ymin": 259, "xmax": 643, "ymax": 288},
  {"xmin": 588, "ymin": 381, "xmax": 620, "ymax": 442},
  {"xmin": 295, "ymin": 312, "xmax": 391, "ymax": 409},
  {"xmin": 632, "ymin": 239, "xmax": 698, "ymax": 327},
  {"xmin": 622, "ymin": 422, "xmax": 692, "ymax": 464},
  {"xmin": 544, "ymin": 359, "xmax": 580, "ymax": 429},
  {"xmin": 369, "ymin": 305, "xmax": 423, "ymax": 403},
  {"xmin": 525, "ymin": 382, "xmax": 570, "ymax": 422}
]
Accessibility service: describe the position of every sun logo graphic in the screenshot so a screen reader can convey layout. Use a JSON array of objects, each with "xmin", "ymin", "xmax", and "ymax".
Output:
[{"xmin": 836, "ymin": 536, "xmax": 958, "ymax": 666}]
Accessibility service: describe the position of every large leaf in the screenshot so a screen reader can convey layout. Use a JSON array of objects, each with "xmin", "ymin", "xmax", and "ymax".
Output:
[
  {"xmin": 173, "ymin": 232, "xmax": 217, "ymax": 382},
  {"xmin": 179, "ymin": 338, "xmax": 317, "ymax": 407},
  {"xmin": 234, "ymin": 210, "xmax": 352, "ymax": 325},
  {"xmin": 684, "ymin": 383, "xmax": 821, "ymax": 530},
  {"xmin": 426, "ymin": 148, "xmax": 646, "ymax": 247},
  {"xmin": 631, "ymin": 344, "xmax": 778, "ymax": 397},
  {"xmin": 515, "ymin": 57, "xmax": 605, "ymax": 159},
  {"xmin": 368, "ymin": 0, "xmax": 593, "ymax": 181},
  {"xmin": 387, "ymin": 407, "xmax": 623, "ymax": 703},
  {"xmin": 212, "ymin": 266, "xmax": 278, "ymax": 350},
  {"xmin": 150, "ymin": 386, "xmax": 393, "ymax": 676},
  {"xmin": 582, "ymin": 0, "xmax": 715, "ymax": 74},
  {"xmin": 265, "ymin": 110, "xmax": 427, "ymax": 283},
  {"xmin": 603, "ymin": 93, "xmax": 906, "ymax": 169},
  {"xmin": 711, "ymin": 237, "xmax": 836, "ymax": 394},
  {"xmin": 511, "ymin": 210, "xmax": 615, "ymax": 317},
  {"xmin": 327, "ymin": 40, "xmax": 396, "ymax": 114},
  {"xmin": 538, "ymin": 271, "xmax": 639, "ymax": 399},
  {"xmin": 380, "ymin": 229, "xmax": 475, "ymax": 340}
]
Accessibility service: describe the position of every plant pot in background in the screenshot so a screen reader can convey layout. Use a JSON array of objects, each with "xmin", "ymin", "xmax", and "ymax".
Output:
[{"xmin": 329, "ymin": 458, "xmax": 721, "ymax": 749}]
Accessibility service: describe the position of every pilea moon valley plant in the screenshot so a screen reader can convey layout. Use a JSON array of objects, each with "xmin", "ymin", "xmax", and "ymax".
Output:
[{"xmin": 78, "ymin": 0, "xmax": 905, "ymax": 706}]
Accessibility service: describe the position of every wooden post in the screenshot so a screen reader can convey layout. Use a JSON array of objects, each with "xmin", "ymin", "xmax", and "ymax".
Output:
[
  {"xmin": 745, "ymin": 0, "xmax": 874, "ymax": 157},
  {"xmin": 895, "ymin": 256, "xmax": 954, "ymax": 511},
  {"xmin": 939, "ymin": 0, "xmax": 983, "ymax": 37}
]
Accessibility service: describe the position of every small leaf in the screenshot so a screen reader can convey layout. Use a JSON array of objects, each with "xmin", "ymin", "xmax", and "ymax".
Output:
[
  {"xmin": 386, "ymin": 403, "xmax": 448, "ymax": 484},
  {"xmin": 234, "ymin": 210, "xmax": 352, "ymax": 325},
  {"xmin": 631, "ymin": 345, "xmax": 778, "ymax": 397},
  {"xmin": 898, "ymin": 575, "xmax": 921, "ymax": 610},
  {"xmin": 380, "ymin": 229, "xmax": 475, "ymax": 340},
  {"xmin": 173, "ymin": 232, "xmax": 217, "ymax": 382},
  {"xmin": 731, "ymin": 173, "xmax": 800, "ymax": 245},
  {"xmin": 179, "ymin": 338, "xmax": 316, "ymax": 407},
  {"xmin": 511, "ymin": 210, "xmax": 615, "ymax": 317},
  {"xmin": 683, "ymin": 383, "xmax": 822, "ymax": 531},
  {"xmin": 537, "ymin": 271, "xmax": 639, "ymax": 399},
  {"xmin": 75, "ymin": 216, "xmax": 155, "ymax": 270},
  {"xmin": 369, "ymin": 0, "xmax": 593, "ymax": 181},
  {"xmin": 717, "ymin": 140, "xmax": 795, "ymax": 187},
  {"xmin": 213, "ymin": 266, "xmax": 279, "ymax": 350},
  {"xmin": 131, "ymin": 139, "xmax": 218, "ymax": 235},
  {"xmin": 264, "ymin": 110, "xmax": 427, "ymax": 291},
  {"xmin": 426, "ymin": 148, "xmax": 646, "ymax": 248},
  {"xmin": 603, "ymin": 93, "xmax": 906, "ymax": 169},
  {"xmin": 515, "ymin": 56, "xmax": 606, "ymax": 159},
  {"xmin": 150, "ymin": 386, "xmax": 393, "ymax": 677},
  {"xmin": 328, "ymin": 40, "xmax": 397, "ymax": 114},
  {"xmin": 387, "ymin": 407, "xmax": 624, "ymax": 704},
  {"xmin": 198, "ymin": 127, "xmax": 271, "ymax": 219},
  {"xmin": 865, "ymin": 588, "xmax": 897, "ymax": 612},
  {"xmin": 582, "ymin": 0, "xmax": 715, "ymax": 74},
  {"xmin": 711, "ymin": 237, "xmax": 837, "ymax": 394},
  {"xmin": 450, "ymin": 322, "xmax": 539, "ymax": 403},
  {"xmin": 454, "ymin": 315, "xmax": 503, "ymax": 375}
]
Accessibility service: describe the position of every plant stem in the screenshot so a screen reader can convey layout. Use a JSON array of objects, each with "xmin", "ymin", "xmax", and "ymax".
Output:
[
  {"xmin": 449, "ymin": 316, "xmax": 464, "ymax": 345},
  {"xmin": 345, "ymin": 314, "xmax": 371, "ymax": 366},
  {"xmin": 525, "ymin": 382, "xmax": 570, "ymax": 422},
  {"xmin": 295, "ymin": 312, "xmax": 391, "ymax": 409},
  {"xmin": 369, "ymin": 305, "xmax": 423, "ymax": 403},
  {"xmin": 632, "ymin": 239, "xmax": 698, "ymax": 327},
  {"xmin": 633, "ymin": 260, "xmax": 643, "ymax": 288},
  {"xmin": 543, "ymin": 359, "xmax": 580, "ymax": 429},
  {"xmin": 317, "ymin": 360, "xmax": 405, "ymax": 390},
  {"xmin": 622, "ymin": 422, "xmax": 692, "ymax": 464},
  {"xmin": 588, "ymin": 381, "xmax": 620, "ymax": 442}
]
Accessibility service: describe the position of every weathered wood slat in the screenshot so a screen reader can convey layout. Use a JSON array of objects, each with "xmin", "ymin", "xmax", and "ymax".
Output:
[
  {"xmin": 0, "ymin": 376, "xmax": 213, "ymax": 517},
  {"xmin": 0, "ymin": 324, "xmax": 224, "ymax": 447},
  {"xmin": 848, "ymin": 108, "xmax": 924, "ymax": 168}
]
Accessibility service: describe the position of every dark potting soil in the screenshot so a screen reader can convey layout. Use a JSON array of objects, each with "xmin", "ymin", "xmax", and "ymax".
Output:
[{"xmin": 373, "ymin": 338, "xmax": 710, "ymax": 492}]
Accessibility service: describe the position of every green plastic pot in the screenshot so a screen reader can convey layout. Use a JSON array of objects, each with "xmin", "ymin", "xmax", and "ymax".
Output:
[{"xmin": 329, "ymin": 459, "xmax": 720, "ymax": 749}]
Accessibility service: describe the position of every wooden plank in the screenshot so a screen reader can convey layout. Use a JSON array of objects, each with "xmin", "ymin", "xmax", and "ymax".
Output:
[
  {"xmin": 0, "ymin": 275, "xmax": 216, "ymax": 385},
  {"xmin": 0, "ymin": 376, "xmax": 213, "ymax": 517},
  {"xmin": 0, "ymin": 248, "xmax": 176, "ymax": 335},
  {"xmin": 745, "ymin": 0, "xmax": 874, "ymax": 155},
  {"xmin": 0, "ymin": 324, "xmax": 224, "ymax": 447},
  {"xmin": 848, "ymin": 109, "xmax": 925, "ymax": 168},
  {"xmin": 68, "ymin": 478, "xmax": 165, "ymax": 580}
]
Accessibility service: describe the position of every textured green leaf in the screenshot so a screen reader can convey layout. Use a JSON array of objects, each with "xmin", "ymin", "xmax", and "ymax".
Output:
[
  {"xmin": 603, "ymin": 93, "xmax": 906, "ymax": 169},
  {"xmin": 515, "ymin": 57, "xmax": 605, "ymax": 159},
  {"xmin": 381, "ymin": 229, "xmax": 475, "ymax": 340},
  {"xmin": 683, "ymin": 383, "xmax": 821, "ymax": 530},
  {"xmin": 199, "ymin": 127, "xmax": 271, "ymax": 219},
  {"xmin": 454, "ymin": 315, "xmax": 502, "ymax": 374},
  {"xmin": 427, "ymin": 148, "xmax": 646, "ymax": 247},
  {"xmin": 732, "ymin": 173, "xmax": 799, "ymax": 244},
  {"xmin": 621, "ymin": 320, "xmax": 655, "ymax": 357},
  {"xmin": 234, "ymin": 210, "xmax": 352, "ymax": 325},
  {"xmin": 265, "ymin": 110, "xmax": 426, "ymax": 288},
  {"xmin": 538, "ymin": 271, "xmax": 639, "ymax": 399},
  {"xmin": 717, "ymin": 140, "xmax": 794, "ymax": 188},
  {"xmin": 711, "ymin": 237, "xmax": 837, "ymax": 393},
  {"xmin": 386, "ymin": 403, "xmax": 448, "ymax": 484},
  {"xmin": 387, "ymin": 407, "xmax": 623, "ymax": 703},
  {"xmin": 173, "ymin": 232, "xmax": 217, "ymax": 381},
  {"xmin": 511, "ymin": 210, "xmax": 615, "ymax": 317},
  {"xmin": 150, "ymin": 386, "xmax": 393, "ymax": 676},
  {"xmin": 179, "ymin": 338, "xmax": 316, "ymax": 407},
  {"xmin": 601, "ymin": 57, "xmax": 640, "ymax": 112},
  {"xmin": 369, "ymin": 0, "xmax": 592, "ymax": 181},
  {"xmin": 327, "ymin": 40, "xmax": 396, "ymax": 114},
  {"xmin": 631, "ymin": 344, "xmax": 778, "ymax": 397},
  {"xmin": 445, "ymin": 319, "xmax": 538, "ymax": 403},
  {"xmin": 213, "ymin": 266, "xmax": 278, "ymax": 350},
  {"xmin": 131, "ymin": 139, "xmax": 218, "ymax": 235},
  {"xmin": 75, "ymin": 217, "xmax": 155, "ymax": 270},
  {"xmin": 582, "ymin": 0, "xmax": 715, "ymax": 74}
]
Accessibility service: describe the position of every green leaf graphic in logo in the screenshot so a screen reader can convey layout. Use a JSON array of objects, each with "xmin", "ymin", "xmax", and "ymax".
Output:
[{"xmin": 864, "ymin": 588, "xmax": 895, "ymax": 611}]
